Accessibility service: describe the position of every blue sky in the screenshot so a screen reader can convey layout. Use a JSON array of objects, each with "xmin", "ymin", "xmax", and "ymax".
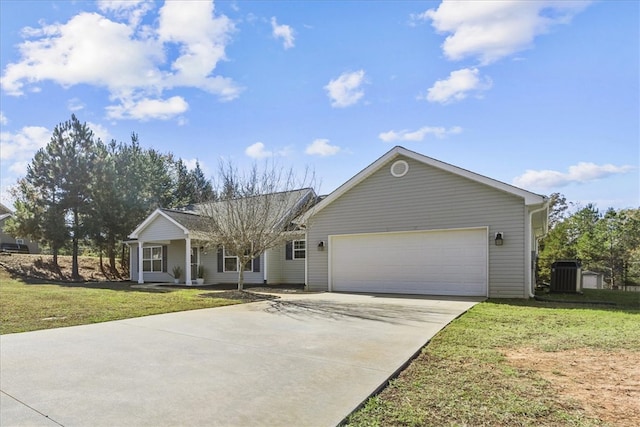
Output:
[{"xmin": 1, "ymin": 0, "xmax": 638, "ymax": 211}]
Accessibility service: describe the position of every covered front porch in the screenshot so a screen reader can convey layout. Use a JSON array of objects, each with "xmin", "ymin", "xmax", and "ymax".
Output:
[{"xmin": 127, "ymin": 238, "xmax": 213, "ymax": 285}]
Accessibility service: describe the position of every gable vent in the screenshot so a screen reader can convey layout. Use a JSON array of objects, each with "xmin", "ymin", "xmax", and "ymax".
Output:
[{"xmin": 390, "ymin": 160, "xmax": 409, "ymax": 177}]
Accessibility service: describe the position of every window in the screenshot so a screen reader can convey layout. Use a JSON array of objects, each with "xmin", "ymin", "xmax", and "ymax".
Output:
[
  {"xmin": 293, "ymin": 240, "xmax": 306, "ymax": 259},
  {"xmin": 223, "ymin": 247, "xmax": 252, "ymax": 272},
  {"xmin": 142, "ymin": 246, "xmax": 163, "ymax": 272},
  {"xmin": 286, "ymin": 240, "xmax": 306, "ymax": 260},
  {"xmin": 15, "ymin": 238, "xmax": 24, "ymax": 245}
]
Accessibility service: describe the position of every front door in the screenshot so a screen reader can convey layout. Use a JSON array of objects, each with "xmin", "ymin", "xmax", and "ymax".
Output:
[{"xmin": 191, "ymin": 247, "xmax": 199, "ymax": 281}]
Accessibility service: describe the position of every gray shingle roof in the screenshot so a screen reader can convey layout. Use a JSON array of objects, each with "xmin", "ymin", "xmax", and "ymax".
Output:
[{"xmin": 154, "ymin": 188, "xmax": 316, "ymax": 240}]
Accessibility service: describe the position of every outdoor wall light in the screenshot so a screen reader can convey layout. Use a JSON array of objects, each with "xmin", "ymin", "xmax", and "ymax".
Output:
[
  {"xmin": 318, "ymin": 241, "xmax": 325, "ymax": 251},
  {"xmin": 494, "ymin": 232, "xmax": 504, "ymax": 246}
]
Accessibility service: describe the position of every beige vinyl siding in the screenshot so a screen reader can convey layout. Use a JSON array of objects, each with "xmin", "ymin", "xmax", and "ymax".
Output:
[
  {"xmin": 213, "ymin": 269, "xmax": 264, "ymax": 284},
  {"xmin": 284, "ymin": 258, "xmax": 306, "ymax": 284},
  {"xmin": 163, "ymin": 241, "xmax": 185, "ymax": 282},
  {"xmin": 266, "ymin": 247, "xmax": 283, "ymax": 283},
  {"xmin": 141, "ymin": 242, "xmax": 174, "ymax": 283},
  {"xmin": 129, "ymin": 245, "xmax": 138, "ymax": 281},
  {"xmin": 138, "ymin": 215, "xmax": 186, "ymax": 242},
  {"xmin": 266, "ymin": 243, "xmax": 306, "ymax": 284},
  {"xmin": 198, "ymin": 249, "xmax": 216, "ymax": 283},
  {"xmin": 211, "ymin": 248, "xmax": 265, "ymax": 284},
  {"xmin": 307, "ymin": 155, "xmax": 528, "ymax": 298},
  {"xmin": 129, "ymin": 239, "xmax": 267, "ymax": 284}
]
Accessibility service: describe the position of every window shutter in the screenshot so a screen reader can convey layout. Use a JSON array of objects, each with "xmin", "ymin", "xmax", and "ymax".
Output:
[
  {"xmin": 217, "ymin": 246, "xmax": 223, "ymax": 273},
  {"xmin": 285, "ymin": 241, "xmax": 293, "ymax": 260},
  {"xmin": 162, "ymin": 245, "xmax": 168, "ymax": 272},
  {"xmin": 253, "ymin": 254, "xmax": 261, "ymax": 272}
]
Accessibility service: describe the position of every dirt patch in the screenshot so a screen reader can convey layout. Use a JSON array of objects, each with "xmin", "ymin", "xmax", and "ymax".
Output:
[
  {"xmin": 0, "ymin": 253, "xmax": 126, "ymax": 282},
  {"xmin": 504, "ymin": 348, "xmax": 640, "ymax": 427}
]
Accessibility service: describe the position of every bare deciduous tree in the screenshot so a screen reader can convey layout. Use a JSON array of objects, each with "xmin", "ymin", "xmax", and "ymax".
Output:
[{"xmin": 198, "ymin": 161, "xmax": 316, "ymax": 290}]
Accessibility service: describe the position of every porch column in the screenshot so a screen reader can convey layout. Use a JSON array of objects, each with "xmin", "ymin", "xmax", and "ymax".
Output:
[
  {"xmin": 138, "ymin": 241, "xmax": 144, "ymax": 284},
  {"xmin": 185, "ymin": 236, "xmax": 192, "ymax": 285}
]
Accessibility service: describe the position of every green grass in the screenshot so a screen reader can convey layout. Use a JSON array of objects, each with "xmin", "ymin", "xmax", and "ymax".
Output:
[
  {"xmin": 345, "ymin": 292, "xmax": 640, "ymax": 427},
  {"xmin": 3, "ymin": 267, "xmax": 638, "ymax": 425},
  {"xmin": 538, "ymin": 288, "xmax": 640, "ymax": 309},
  {"xmin": 0, "ymin": 270, "xmax": 241, "ymax": 334}
]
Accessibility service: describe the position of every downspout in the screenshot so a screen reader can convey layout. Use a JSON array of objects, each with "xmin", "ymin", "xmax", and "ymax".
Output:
[
  {"xmin": 304, "ymin": 230, "xmax": 309, "ymax": 291},
  {"xmin": 138, "ymin": 241, "xmax": 144, "ymax": 284},
  {"xmin": 527, "ymin": 202, "xmax": 550, "ymax": 298},
  {"xmin": 263, "ymin": 250, "xmax": 268, "ymax": 284}
]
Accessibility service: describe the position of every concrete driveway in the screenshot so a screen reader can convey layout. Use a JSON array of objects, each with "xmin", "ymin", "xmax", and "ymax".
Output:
[{"xmin": 1, "ymin": 292, "xmax": 480, "ymax": 427}]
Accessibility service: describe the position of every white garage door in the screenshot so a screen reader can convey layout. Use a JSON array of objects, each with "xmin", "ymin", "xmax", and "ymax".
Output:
[{"xmin": 330, "ymin": 228, "xmax": 487, "ymax": 296}]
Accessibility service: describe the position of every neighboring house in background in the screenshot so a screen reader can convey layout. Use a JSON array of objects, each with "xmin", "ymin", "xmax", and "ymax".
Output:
[
  {"xmin": 582, "ymin": 270, "xmax": 604, "ymax": 289},
  {"xmin": 0, "ymin": 203, "xmax": 40, "ymax": 254},
  {"xmin": 126, "ymin": 189, "xmax": 315, "ymax": 285},
  {"xmin": 125, "ymin": 146, "xmax": 549, "ymax": 298},
  {"xmin": 302, "ymin": 146, "xmax": 549, "ymax": 299}
]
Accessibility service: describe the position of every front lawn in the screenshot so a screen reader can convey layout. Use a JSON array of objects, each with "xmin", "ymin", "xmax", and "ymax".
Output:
[
  {"xmin": 345, "ymin": 291, "xmax": 640, "ymax": 426},
  {"xmin": 0, "ymin": 269, "xmax": 241, "ymax": 334}
]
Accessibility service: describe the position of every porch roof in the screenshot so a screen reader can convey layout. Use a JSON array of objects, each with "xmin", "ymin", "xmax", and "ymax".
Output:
[
  {"xmin": 128, "ymin": 208, "xmax": 210, "ymax": 241},
  {"xmin": 128, "ymin": 188, "xmax": 317, "ymax": 242},
  {"xmin": 160, "ymin": 209, "xmax": 211, "ymax": 240}
]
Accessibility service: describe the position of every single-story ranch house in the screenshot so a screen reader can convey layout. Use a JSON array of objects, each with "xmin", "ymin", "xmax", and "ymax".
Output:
[
  {"xmin": 127, "ymin": 146, "xmax": 549, "ymax": 298},
  {"xmin": 127, "ymin": 188, "xmax": 314, "ymax": 286}
]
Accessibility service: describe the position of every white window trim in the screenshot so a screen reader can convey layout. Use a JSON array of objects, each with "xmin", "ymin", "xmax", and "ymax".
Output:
[
  {"xmin": 223, "ymin": 247, "xmax": 253, "ymax": 272},
  {"xmin": 142, "ymin": 246, "xmax": 163, "ymax": 272},
  {"xmin": 293, "ymin": 239, "xmax": 306, "ymax": 260},
  {"xmin": 15, "ymin": 238, "xmax": 24, "ymax": 245}
]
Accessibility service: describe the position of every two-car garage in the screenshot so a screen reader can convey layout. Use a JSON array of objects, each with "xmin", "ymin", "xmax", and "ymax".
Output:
[
  {"xmin": 305, "ymin": 147, "xmax": 549, "ymax": 298},
  {"xmin": 329, "ymin": 228, "xmax": 488, "ymax": 297}
]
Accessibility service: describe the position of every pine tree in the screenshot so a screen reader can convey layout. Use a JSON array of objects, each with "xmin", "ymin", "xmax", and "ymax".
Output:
[{"xmin": 190, "ymin": 161, "xmax": 215, "ymax": 203}]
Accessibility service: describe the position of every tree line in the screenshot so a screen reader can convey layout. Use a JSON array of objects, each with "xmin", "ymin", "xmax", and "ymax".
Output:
[
  {"xmin": 7, "ymin": 116, "xmax": 638, "ymax": 289},
  {"xmin": 6, "ymin": 115, "xmax": 214, "ymax": 279},
  {"xmin": 538, "ymin": 193, "xmax": 640, "ymax": 288}
]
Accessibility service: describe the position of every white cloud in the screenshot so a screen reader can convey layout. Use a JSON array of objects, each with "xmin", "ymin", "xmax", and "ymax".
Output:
[
  {"xmin": 420, "ymin": 0, "xmax": 591, "ymax": 65},
  {"xmin": 1, "ymin": 1, "xmax": 241, "ymax": 121},
  {"xmin": 86, "ymin": 121, "xmax": 111, "ymax": 143},
  {"xmin": 305, "ymin": 139, "xmax": 340, "ymax": 157},
  {"xmin": 67, "ymin": 98, "xmax": 85, "ymax": 112},
  {"xmin": 0, "ymin": 177, "xmax": 17, "ymax": 208},
  {"xmin": 409, "ymin": 11, "xmax": 431, "ymax": 27},
  {"xmin": 0, "ymin": 111, "xmax": 7, "ymax": 125},
  {"xmin": 0, "ymin": 126, "xmax": 50, "ymax": 162},
  {"xmin": 425, "ymin": 67, "xmax": 492, "ymax": 104},
  {"xmin": 513, "ymin": 162, "xmax": 634, "ymax": 189},
  {"xmin": 106, "ymin": 96, "xmax": 189, "ymax": 121},
  {"xmin": 183, "ymin": 158, "xmax": 210, "ymax": 175},
  {"xmin": 157, "ymin": 1, "xmax": 237, "ymax": 97},
  {"xmin": 379, "ymin": 126, "xmax": 462, "ymax": 142},
  {"xmin": 0, "ymin": 126, "xmax": 50, "ymax": 197},
  {"xmin": 244, "ymin": 142, "xmax": 292, "ymax": 159},
  {"xmin": 8, "ymin": 160, "xmax": 30, "ymax": 175},
  {"xmin": 97, "ymin": 0, "xmax": 154, "ymax": 27},
  {"xmin": 271, "ymin": 17, "xmax": 295, "ymax": 49},
  {"xmin": 3, "ymin": 12, "xmax": 164, "ymax": 96},
  {"xmin": 245, "ymin": 142, "xmax": 273, "ymax": 159},
  {"xmin": 324, "ymin": 70, "xmax": 367, "ymax": 108}
]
